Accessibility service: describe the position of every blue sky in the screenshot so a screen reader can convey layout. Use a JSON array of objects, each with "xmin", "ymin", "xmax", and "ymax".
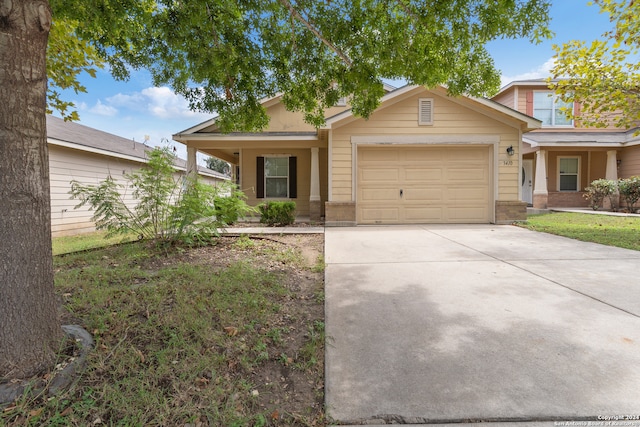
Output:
[{"xmin": 54, "ymin": 0, "xmax": 614, "ymax": 164}]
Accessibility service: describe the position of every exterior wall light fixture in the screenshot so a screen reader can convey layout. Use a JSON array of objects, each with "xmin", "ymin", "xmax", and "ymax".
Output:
[{"xmin": 506, "ymin": 146, "xmax": 515, "ymax": 156}]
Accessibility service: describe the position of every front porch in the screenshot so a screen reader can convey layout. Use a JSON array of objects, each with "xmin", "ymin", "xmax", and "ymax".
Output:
[
  {"xmin": 179, "ymin": 133, "xmax": 329, "ymax": 222},
  {"xmin": 524, "ymin": 146, "xmax": 620, "ymax": 210}
]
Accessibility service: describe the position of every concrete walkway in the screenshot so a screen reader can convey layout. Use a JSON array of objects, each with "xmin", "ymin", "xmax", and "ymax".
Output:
[
  {"xmin": 222, "ymin": 226, "xmax": 324, "ymax": 234},
  {"xmin": 325, "ymin": 225, "xmax": 640, "ymax": 426},
  {"xmin": 527, "ymin": 207, "xmax": 640, "ymax": 218}
]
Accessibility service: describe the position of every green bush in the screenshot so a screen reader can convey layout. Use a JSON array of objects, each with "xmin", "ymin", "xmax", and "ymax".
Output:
[
  {"xmin": 583, "ymin": 179, "xmax": 617, "ymax": 211},
  {"xmin": 618, "ymin": 176, "xmax": 640, "ymax": 213},
  {"xmin": 258, "ymin": 201, "xmax": 296, "ymax": 226},
  {"xmin": 214, "ymin": 182, "xmax": 255, "ymax": 225},
  {"xmin": 70, "ymin": 147, "xmax": 237, "ymax": 245}
]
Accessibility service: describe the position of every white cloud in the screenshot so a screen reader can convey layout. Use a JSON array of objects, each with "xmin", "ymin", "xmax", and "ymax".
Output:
[
  {"xmin": 500, "ymin": 57, "xmax": 556, "ymax": 88},
  {"xmin": 104, "ymin": 86, "xmax": 210, "ymax": 121},
  {"xmin": 141, "ymin": 87, "xmax": 199, "ymax": 119},
  {"xmin": 89, "ymin": 100, "xmax": 118, "ymax": 116},
  {"xmin": 106, "ymin": 92, "xmax": 145, "ymax": 110}
]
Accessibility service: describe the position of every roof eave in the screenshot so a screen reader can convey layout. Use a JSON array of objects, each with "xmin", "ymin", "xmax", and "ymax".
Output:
[
  {"xmin": 48, "ymin": 137, "xmax": 149, "ymax": 164},
  {"xmin": 495, "ymin": 79, "xmax": 559, "ymax": 97},
  {"xmin": 173, "ymin": 132, "xmax": 319, "ymax": 144},
  {"xmin": 467, "ymin": 95, "xmax": 542, "ymax": 131}
]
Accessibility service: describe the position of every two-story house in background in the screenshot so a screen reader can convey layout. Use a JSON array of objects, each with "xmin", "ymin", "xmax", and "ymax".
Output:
[{"xmin": 492, "ymin": 79, "xmax": 640, "ymax": 210}]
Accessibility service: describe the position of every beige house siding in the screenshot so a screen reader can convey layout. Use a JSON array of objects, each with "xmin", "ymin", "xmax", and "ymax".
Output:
[
  {"xmin": 589, "ymin": 151, "xmax": 608, "ymax": 183},
  {"xmin": 621, "ymin": 146, "xmax": 640, "ymax": 178},
  {"xmin": 492, "ymin": 91, "xmax": 514, "ymax": 111},
  {"xmin": 516, "ymin": 88, "xmax": 528, "ymax": 114},
  {"xmin": 264, "ymin": 102, "xmax": 317, "ymax": 132},
  {"xmin": 329, "ymin": 91, "xmax": 522, "ymax": 206},
  {"xmin": 197, "ymin": 100, "xmax": 349, "ymax": 134},
  {"xmin": 263, "ymin": 102, "xmax": 349, "ymax": 133},
  {"xmin": 240, "ymin": 147, "xmax": 328, "ymax": 217},
  {"xmin": 50, "ymin": 145, "xmax": 224, "ymax": 237},
  {"xmin": 49, "ymin": 145, "xmax": 141, "ymax": 237}
]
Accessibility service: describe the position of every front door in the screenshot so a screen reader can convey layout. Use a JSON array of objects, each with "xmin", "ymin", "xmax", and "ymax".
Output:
[{"xmin": 522, "ymin": 159, "xmax": 533, "ymax": 205}]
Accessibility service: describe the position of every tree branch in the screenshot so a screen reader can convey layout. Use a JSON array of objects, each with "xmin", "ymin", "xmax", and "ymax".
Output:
[
  {"xmin": 396, "ymin": 0, "xmax": 421, "ymax": 25},
  {"xmin": 277, "ymin": 0, "xmax": 353, "ymax": 67},
  {"xmin": 205, "ymin": 3, "xmax": 220, "ymax": 48}
]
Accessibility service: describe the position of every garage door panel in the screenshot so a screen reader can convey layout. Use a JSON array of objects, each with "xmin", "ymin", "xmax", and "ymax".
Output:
[
  {"xmin": 361, "ymin": 188, "xmax": 398, "ymax": 202},
  {"xmin": 360, "ymin": 207, "xmax": 400, "ymax": 222},
  {"xmin": 404, "ymin": 149, "xmax": 444, "ymax": 161},
  {"xmin": 404, "ymin": 168, "xmax": 442, "ymax": 182},
  {"xmin": 446, "ymin": 167, "xmax": 487, "ymax": 182},
  {"xmin": 446, "ymin": 187, "xmax": 489, "ymax": 202},
  {"xmin": 405, "ymin": 188, "xmax": 442, "ymax": 202},
  {"xmin": 446, "ymin": 148, "xmax": 486, "ymax": 161},
  {"xmin": 404, "ymin": 207, "xmax": 444, "ymax": 221},
  {"xmin": 361, "ymin": 168, "xmax": 400, "ymax": 182},
  {"xmin": 357, "ymin": 146, "xmax": 491, "ymax": 224}
]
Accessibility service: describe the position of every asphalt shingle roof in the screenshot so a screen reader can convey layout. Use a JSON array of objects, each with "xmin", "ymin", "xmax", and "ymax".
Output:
[{"xmin": 46, "ymin": 115, "xmax": 227, "ymax": 179}]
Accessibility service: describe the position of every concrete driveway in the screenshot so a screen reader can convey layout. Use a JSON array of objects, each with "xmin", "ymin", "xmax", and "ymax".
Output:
[{"xmin": 325, "ymin": 225, "xmax": 640, "ymax": 425}]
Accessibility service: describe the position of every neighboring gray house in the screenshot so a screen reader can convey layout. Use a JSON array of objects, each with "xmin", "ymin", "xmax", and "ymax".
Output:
[{"xmin": 47, "ymin": 115, "xmax": 227, "ymax": 237}]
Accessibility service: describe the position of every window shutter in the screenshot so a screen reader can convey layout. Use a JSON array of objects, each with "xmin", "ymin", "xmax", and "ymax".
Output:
[
  {"xmin": 289, "ymin": 156, "xmax": 297, "ymax": 199},
  {"xmin": 526, "ymin": 91, "xmax": 534, "ymax": 116},
  {"xmin": 418, "ymin": 98, "xmax": 433, "ymax": 125},
  {"xmin": 256, "ymin": 156, "xmax": 264, "ymax": 198}
]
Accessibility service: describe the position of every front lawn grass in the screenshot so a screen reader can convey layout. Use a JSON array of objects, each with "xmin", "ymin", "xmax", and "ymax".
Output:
[
  {"xmin": 519, "ymin": 212, "xmax": 640, "ymax": 251},
  {"xmin": 3, "ymin": 236, "xmax": 325, "ymax": 426},
  {"xmin": 52, "ymin": 231, "xmax": 137, "ymax": 255}
]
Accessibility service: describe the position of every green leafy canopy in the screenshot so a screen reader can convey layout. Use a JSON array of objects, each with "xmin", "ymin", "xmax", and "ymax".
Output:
[
  {"xmin": 205, "ymin": 157, "xmax": 231, "ymax": 176},
  {"xmin": 551, "ymin": 0, "xmax": 640, "ymax": 131},
  {"xmin": 50, "ymin": 0, "xmax": 552, "ymax": 130}
]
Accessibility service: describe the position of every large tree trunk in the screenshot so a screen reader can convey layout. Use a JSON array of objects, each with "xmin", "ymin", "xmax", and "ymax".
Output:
[{"xmin": 0, "ymin": 0, "xmax": 62, "ymax": 379}]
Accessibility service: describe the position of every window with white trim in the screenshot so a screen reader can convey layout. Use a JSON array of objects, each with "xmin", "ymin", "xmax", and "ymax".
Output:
[
  {"xmin": 418, "ymin": 98, "xmax": 434, "ymax": 125},
  {"xmin": 533, "ymin": 92, "xmax": 573, "ymax": 127},
  {"xmin": 264, "ymin": 156, "xmax": 290, "ymax": 198},
  {"xmin": 558, "ymin": 157, "xmax": 579, "ymax": 191}
]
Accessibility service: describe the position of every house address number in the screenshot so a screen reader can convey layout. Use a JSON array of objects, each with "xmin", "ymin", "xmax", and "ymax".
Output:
[{"xmin": 502, "ymin": 160, "xmax": 513, "ymax": 166}]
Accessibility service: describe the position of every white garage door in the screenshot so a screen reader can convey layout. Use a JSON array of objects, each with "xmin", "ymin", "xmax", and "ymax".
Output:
[{"xmin": 357, "ymin": 145, "xmax": 491, "ymax": 224}]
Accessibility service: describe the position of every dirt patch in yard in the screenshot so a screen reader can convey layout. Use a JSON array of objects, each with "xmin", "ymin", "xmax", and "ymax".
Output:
[{"xmin": 181, "ymin": 234, "xmax": 326, "ymax": 423}]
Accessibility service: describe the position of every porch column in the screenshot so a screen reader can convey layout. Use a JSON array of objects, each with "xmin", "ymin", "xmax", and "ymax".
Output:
[
  {"xmin": 606, "ymin": 150, "xmax": 619, "ymax": 181},
  {"xmin": 231, "ymin": 163, "xmax": 238, "ymax": 186},
  {"xmin": 187, "ymin": 146, "xmax": 197, "ymax": 177},
  {"xmin": 606, "ymin": 150, "xmax": 619, "ymax": 209},
  {"xmin": 309, "ymin": 147, "xmax": 321, "ymax": 222},
  {"xmin": 533, "ymin": 149, "xmax": 548, "ymax": 209}
]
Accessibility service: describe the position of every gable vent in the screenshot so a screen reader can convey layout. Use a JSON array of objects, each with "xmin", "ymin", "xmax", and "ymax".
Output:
[{"xmin": 418, "ymin": 98, "xmax": 434, "ymax": 125}]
